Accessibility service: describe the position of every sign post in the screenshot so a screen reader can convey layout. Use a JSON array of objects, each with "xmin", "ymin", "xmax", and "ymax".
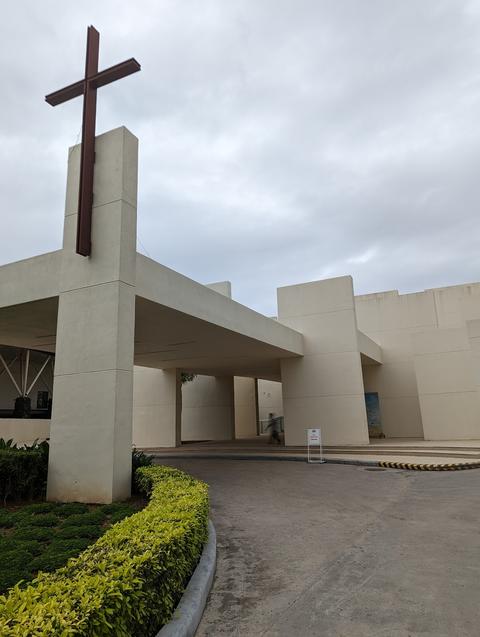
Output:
[{"xmin": 307, "ymin": 428, "xmax": 325, "ymax": 464}]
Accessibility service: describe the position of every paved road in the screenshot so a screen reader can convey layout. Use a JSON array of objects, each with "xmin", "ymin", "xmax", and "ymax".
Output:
[{"xmin": 158, "ymin": 459, "xmax": 480, "ymax": 636}]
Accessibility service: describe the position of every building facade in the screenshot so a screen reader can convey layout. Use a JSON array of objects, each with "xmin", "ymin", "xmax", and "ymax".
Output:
[{"xmin": 1, "ymin": 126, "xmax": 480, "ymax": 502}]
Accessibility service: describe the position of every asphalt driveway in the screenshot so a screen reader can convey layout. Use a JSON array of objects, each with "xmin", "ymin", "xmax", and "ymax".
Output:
[{"xmin": 157, "ymin": 459, "xmax": 480, "ymax": 636}]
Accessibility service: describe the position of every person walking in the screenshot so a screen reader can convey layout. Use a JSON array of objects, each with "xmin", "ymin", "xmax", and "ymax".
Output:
[{"xmin": 266, "ymin": 412, "xmax": 282, "ymax": 445}]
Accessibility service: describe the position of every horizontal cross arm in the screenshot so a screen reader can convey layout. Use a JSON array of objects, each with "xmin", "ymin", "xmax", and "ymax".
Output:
[
  {"xmin": 45, "ymin": 79, "xmax": 85, "ymax": 106},
  {"xmin": 90, "ymin": 58, "xmax": 141, "ymax": 90}
]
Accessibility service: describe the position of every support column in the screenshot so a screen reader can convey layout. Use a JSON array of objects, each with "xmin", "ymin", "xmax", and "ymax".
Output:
[
  {"xmin": 233, "ymin": 377, "xmax": 257, "ymax": 438},
  {"xmin": 132, "ymin": 368, "xmax": 182, "ymax": 448},
  {"xmin": 278, "ymin": 276, "xmax": 369, "ymax": 446},
  {"xmin": 182, "ymin": 375, "xmax": 235, "ymax": 441},
  {"xmin": 254, "ymin": 378, "xmax": 260, "ymax": 436},
  {"xmin": 47, "ymin": 127, "xmax": 138, "ymax": 503}
]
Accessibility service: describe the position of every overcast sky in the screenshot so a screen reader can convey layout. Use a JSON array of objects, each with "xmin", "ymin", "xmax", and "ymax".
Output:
[{"xmin": 1, "ymin": 1, "xmax": 479, "ymax": 315}]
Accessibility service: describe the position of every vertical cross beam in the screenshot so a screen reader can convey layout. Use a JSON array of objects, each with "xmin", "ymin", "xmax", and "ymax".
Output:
[
  {"xmin": 45, "ymin": 26, "xmax": 140, "ymax": 257},
  {"xmin": 77, "ymin": 26, "xmax": 99, "ymax": 256}
]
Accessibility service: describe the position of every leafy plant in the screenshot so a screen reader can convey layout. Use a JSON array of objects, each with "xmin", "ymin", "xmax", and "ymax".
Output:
[
  {"xmin": 12, "ymin": 527, "xmax": 53, "ymax": 542},
  {"xmin": 60, "ymin": 511, "xmax": 106, "ymax": 526},
  {"xmin": 48, "ymin": 538, "xmax": 93, "ymax": 554},
  {"xmin": 30, "ymin": 551, "xmax": 77, "ymax": 574},
  {"xmin": 0, "ymin": 510, "xmax": 13, "ymax": 528},
  {"xmin": 0, "ymin": 439, "xmax": 17, "ymax": 450},
  {"xmin": 21, "ymin": 502, "xmax": 56, "ymax": 515},
  {"xmin": 0, "ymin": 449, "xmax": 47, "ymax": 505},
  {"xmin": 180, "ymin": 372, "xmax": 196, "ymax": 384},
  {"xmin": 55, "ymin": 502, "xmax": 89, "ymax": 517},
  {"xmin": 132, "ymin": 448, "xmax": 153, "ymax": 493},
  {"xmin": 18, "ymin": 513, "xmax": 59, "ymax": 528},
  {"xmin": 55, "ymin": 525, "xmax": 103, "ymax": 540},
  {"xmin": 0, "ymin": 539, "xmax": 41, "ymax": 556},
  {"xmin": 0, "ymin": 442, "xmax": 143, "ymax": 505}
]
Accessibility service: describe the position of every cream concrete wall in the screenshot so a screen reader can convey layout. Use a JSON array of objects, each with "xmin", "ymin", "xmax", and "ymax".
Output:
[
  {"xmin": 234, "ymin": 377, "xmax": 258, "ymax": 438},
  {"xmin": 258, "ymin": 379, "xmax": 283, "ymax": 421},
  {"xmin": 182, "ymin": 375, "xmax": 235, "ymax": 441},
  {"xmin": 356, "ymin": 283, "xmax": 480, "ymax": 439},
  {"xmin": 278, "ymin": 276, "xmax": 369, "ymax": 446},
  {"xmin": 356, "ymin": 289, "xmax": 434, "ymax": 438},
  {"xmin": 132, "ymin": 366, "xmax": 181, "ymax": 448},
  {"xmin": 0, "ymin": 419, "xmax": 49, "ymax": 445},
  {"xmin": 47, "ymin": 127, "xmax": 137, "ymax": 503},
  {"xmin": 412, "ymin": 328, "xmax": 480, "ymax": 439}
]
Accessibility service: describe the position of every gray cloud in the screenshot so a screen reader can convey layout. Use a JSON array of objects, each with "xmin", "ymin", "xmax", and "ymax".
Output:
[{"xmin": 1, "ymin": 0, "xmax": 479, "ymax": 314}]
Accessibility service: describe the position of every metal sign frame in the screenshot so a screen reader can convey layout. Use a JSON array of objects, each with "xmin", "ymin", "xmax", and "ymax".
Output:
[{"xmin": 307, "ymin": 428, "xmax": 325, "ymax": 464}]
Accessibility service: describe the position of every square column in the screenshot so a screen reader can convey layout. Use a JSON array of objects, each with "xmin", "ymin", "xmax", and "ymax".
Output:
[
  {"xmin": 133, "ymin": 368, "xmax": 182, "ymax": 448},
  {"xmin": 181, "ymin": 375, "xmax": 235, "ymax": 441},
  {"xmin": 278, "ymin": 276, "xmax": 369, "ymax": 446},
  {"xmin": 47, "ymin": 127, "xmax": 138, "ymax": 503},
  {"xmin": 233, "ymin": 377, "xmax": 258, "ymax": 438}
]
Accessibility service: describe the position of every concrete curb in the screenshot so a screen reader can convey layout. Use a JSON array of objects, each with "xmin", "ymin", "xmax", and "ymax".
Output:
[
  {"xmin": 156, "ymin": 519, "xmax": 216, "ymax": 637},
  {"xmin": 152, "ymin": 452, "xmax": 480, "ymax": 471},
  {"xmin": 151, "ymin": 452, "xmax": 380, "ymax": 467}
]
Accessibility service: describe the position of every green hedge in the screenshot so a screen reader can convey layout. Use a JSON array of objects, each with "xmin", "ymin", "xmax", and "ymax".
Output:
[
  {"xmin": 0, "ymin": 466, "xmax": 209, "ymax": 636},
  {"xmin": 0, "ymin": 442, "xmax": 49, "ymax": 504}
]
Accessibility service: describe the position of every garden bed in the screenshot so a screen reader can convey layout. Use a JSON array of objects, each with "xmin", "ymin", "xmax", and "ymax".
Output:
[
  {"xmin": 0, "ymin": 499, "xmax": 144, "ymax": 593},
  {"xmin": 0, "ymin": 465, "xmax": 209, "ymax": 636}
]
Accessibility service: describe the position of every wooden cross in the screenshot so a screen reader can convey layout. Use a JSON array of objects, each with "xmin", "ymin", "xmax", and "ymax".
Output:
[{"xmin": 46, "ymin": 26, "xmax": 140, "ymax": 256}]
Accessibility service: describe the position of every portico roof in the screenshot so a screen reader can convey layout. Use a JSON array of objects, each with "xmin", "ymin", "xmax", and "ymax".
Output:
[{"xmin": 0, "ymin": 251, "xmax": 304, "ymax": 381}]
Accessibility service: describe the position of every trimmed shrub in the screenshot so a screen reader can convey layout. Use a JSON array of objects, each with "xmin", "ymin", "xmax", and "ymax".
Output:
[
  {"xmin": 108, "ymin": 509, "xmax": 134, "ymax": 524},
  {"xmin": 60, "ymin": 510, "xmax": 106, "ymax": 526},
  {"xmin": 132, "ymin": 448, "xmax": 153, "ymax": 493},
  {"xmin": 30, "ymin": 551, "xmax": 77, "ymax": 574},
  {"xmin": 0, "ymin": 510, "xmax": 14, "ymax": 528},
  {"xmin": 0, "ymin": 570, "xmax": 31, "ymax": 594},
  {"xmin": 55, "ymin": 524, "xmax": 103, "ymax": 540},
  {"xmin": 17, "ymin": 513, "xmax": 59, "ymax": 528},
  {"xmin": 0, "ymin": 443, "xmax": 145, "ymax": 504},
  {"xmin": 48, "ymin": 538, "xmax": 93, "ymax": 554},
  {"xmin": 100, "ymin": 502, "xmax": 135, "ymax": 516},
  {"xmin": 55, "ymin": 502, "xmax": 89, "ymax": 517},
  {"xmin": 21, "ymin": 502, "xmax": 57, "ymax": 515},
  {"xmin": 0, "ymin": 539, "xmax": 41, "ymax": 556},
  {"xmin": 0, "ymin": 448, "xmax": 47, "ymax": 504},
  {"xmin": 2, "ymin": 549, "xmax": 35, "ymax": 569},
  {"xmin": 101, "ymin": 503, "xmax": 136, "ymax": 525},
  {"xmin": 12, "ymin": 527, "xmax": 54, "ymax": 543},
  {"xmin": 0, "ymin": 465, "xmax": 209, "ymax": 636}
]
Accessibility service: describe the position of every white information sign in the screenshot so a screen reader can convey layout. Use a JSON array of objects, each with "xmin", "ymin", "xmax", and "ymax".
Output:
[{"xmin": 307, "ymin": 428, "xmax": 325, "ymax": 464}]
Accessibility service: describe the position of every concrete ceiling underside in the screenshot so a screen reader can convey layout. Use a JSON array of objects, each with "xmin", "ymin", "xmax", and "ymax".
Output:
[
  {"xmin": 134, "ymin": 297, "xmax": 300, "ymax": 381},
  {"xmin": 0, "ymin": 298, "xmax": 58, "ymax": 353}
]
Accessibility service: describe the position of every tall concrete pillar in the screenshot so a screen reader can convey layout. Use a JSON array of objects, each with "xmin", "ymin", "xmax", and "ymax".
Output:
[
  {"xmin": 132, "ymin": 367, "xmax": 182, "ymax": 448},
  {"xmin": 277, "ymin": 276, "xmax": 369, "ymax": 446},
  {"xmin": 233, "ymin": 377, "xmax": 257, "ymax": 438},
  {"xmin": 254, "ymin": 378, "xmax": 260, "ymax": 436},
  {"xmin": 182, "ymin": 375, "xmax": 235, "ymax": 441},
  {"xmin": 47, "ymin": 127, "xmax": 137, "ymax": 503}
]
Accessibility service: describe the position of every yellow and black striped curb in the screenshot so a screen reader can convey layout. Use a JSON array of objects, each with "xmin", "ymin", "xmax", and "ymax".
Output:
[{"xmin": 378, "ymin": 461, "xmax": 480, "ymax": 471}]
